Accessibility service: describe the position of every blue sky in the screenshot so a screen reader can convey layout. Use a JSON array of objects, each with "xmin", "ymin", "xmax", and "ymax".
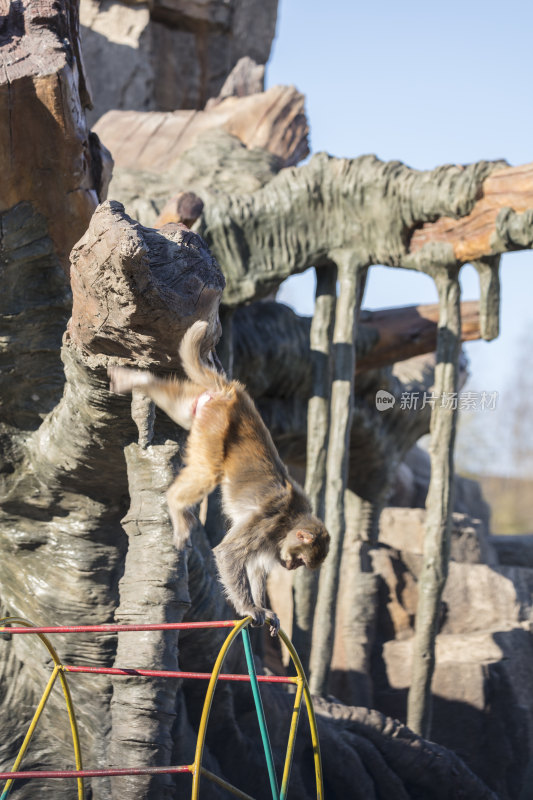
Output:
[{"xmin": 266, "ymin": 0, "xmax": 533, "ymax": 473}]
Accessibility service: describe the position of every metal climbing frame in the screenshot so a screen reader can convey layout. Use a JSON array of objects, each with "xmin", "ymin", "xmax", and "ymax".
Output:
[{"xmin": 0, "ymin": 616, "xmax": 324, "ymax": 800}]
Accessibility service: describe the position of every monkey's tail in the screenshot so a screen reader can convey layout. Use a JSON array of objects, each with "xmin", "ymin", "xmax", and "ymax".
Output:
[{"xmin": 179, "ymin": 320, "xmax": 226, "ymax": 390}]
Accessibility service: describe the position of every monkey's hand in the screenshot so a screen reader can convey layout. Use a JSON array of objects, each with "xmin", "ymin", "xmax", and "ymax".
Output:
[
  {"xmin": 267, "ymin": 612, "xmax": 280, "ymax": 638},
  {"xmin": 108, "ymin": 366, "xmax": 150, "ymax": 395},
  {"xmin": 250, "ymin": 608, "xmax": 280, "ymax": 637}
]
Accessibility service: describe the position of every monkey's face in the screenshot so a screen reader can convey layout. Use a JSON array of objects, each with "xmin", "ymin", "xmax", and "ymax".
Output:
[
  {"xmin": 280, "ymin": 516, "xmax": 330, "ymax": 571},
  {"xmin": 284, "ymin": 552, "xmax": 306, "ymax": 571}
]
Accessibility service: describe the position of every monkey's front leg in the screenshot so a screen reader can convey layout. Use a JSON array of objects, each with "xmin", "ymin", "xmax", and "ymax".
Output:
[
  {"xmin": 214, "ymin": 544, "xmax": 280, "ymax": 636},
  {"xmin": 247, "ymin": 562, "xmax": 280, "ymax": 637}
]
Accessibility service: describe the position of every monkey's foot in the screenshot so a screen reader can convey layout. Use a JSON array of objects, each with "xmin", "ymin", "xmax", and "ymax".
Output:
[
  {"xmin": 171, "ymin": 509, "xmax": 196, "ymax": 549},
  {"xmin": 108, "ymin": 366, "xmax": 149, "ymax": 395}
]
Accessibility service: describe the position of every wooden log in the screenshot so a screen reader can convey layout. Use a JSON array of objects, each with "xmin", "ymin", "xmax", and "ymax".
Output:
[
  {"xmin": 410, "ymin": 162, "xmax": 533, "ymax": 261},
  {"xmin": 357, "ymin": 300, "xmax": 481, "ymax": 372},
  {"xmin": 93, "ymin": 84, "xmax": 309, "ymax": 171}
]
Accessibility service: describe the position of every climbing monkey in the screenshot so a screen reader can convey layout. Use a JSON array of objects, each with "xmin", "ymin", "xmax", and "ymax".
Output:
[{"xmin": 109, "ymin": 321, "xmax": 330, "ymax": 634}]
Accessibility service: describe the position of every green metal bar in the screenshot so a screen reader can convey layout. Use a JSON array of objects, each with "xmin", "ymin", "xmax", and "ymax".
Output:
[{"xmin": 241, "ymin": 627, "xmax": 279, "ymax": 800}]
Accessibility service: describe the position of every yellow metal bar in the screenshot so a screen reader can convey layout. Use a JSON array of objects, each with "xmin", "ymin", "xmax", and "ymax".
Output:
[
  {"xmin": 0, "ymin": 665, "xmax": 60, "ymax": 800},
  {"xmin": 277, "ymin": 628, "xmax": 324, "ymax": 800},
  {"xmin": 201, "ymin": 767, "xmax": 256, "ymax": 800},
  {"xmin": 301, "ymin": 683, "xmax": 324, "ymax": 800},
  {"xmin": 191, "ymin": 618, "xmax": 250, "ymax": 800},
  {"xmin": 0, "ymin": 618, "xmax": 84, "ymax": 800},
  {"xmin": 279, "ymin": 678, "xmax": 304, "ymax": 800},
  {"xmin": 57, "ymin": 667, "xmax": 84, "ymax": 800}
]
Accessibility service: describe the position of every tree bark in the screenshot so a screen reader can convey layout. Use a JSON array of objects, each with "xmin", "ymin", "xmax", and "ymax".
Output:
[
  {"xmin": 199, "ymin": 154, "xmax": 510, "ymax": 307},
  {"xmin": 406, "ymin": 268, "xmax": 462, "ymax": 738},
  {"xmin": 0, "ymin": 195, "xmax": 225, "ymax": 797},
  {"xmin": 0, "ymin": 0, "xmax": 106, "ymax": 271},
  {"xmin": 0, "ymin": 0, "xmax": 108, "ymax": 434},
  {"xmin": 331, "ymin": 491, "xmax": 379, "ymax": 707}
]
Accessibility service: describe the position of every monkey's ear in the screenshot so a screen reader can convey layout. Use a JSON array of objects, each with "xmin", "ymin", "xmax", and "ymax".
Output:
[{"xmin": 296, "ymin": 530, "xmax": 315, "ymax": 544}]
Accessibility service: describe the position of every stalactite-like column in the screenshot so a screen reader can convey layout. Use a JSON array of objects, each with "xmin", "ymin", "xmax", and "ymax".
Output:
[
  {"xmin": 291, "ymin": 264, "xmax": 337, "ymax": 672},
  {"xmin": 334, "ymin": 491, "xmax": 380, "ymax": 707},
  {"xmin": 473, "ymin": 256, "xmax": 501, "ymax": 341},
  {"xmin": 406, "ymin": 267, "xmax": 461, "ymax": 738},
  {"xmin": 309, "ymin": 252, "xmax": 365, "ymax": 697}
]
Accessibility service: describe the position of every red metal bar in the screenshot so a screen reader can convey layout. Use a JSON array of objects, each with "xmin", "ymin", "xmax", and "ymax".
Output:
[
  {"xmin": 0, "ymin": 621, "xmax": 236, "ymax": 635},
  {"xmin": 0, "ymin": 766, "xmax": 191, "ymax": 779},
  {"xmin": 64, "ymin": 665, "xmax": 296, "ymax": 683}
]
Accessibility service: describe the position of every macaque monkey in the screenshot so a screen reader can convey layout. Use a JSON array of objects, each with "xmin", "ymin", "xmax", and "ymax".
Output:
[{"xmin": 109, "ymin": 321, "xmax": 330, "ymax": 634}]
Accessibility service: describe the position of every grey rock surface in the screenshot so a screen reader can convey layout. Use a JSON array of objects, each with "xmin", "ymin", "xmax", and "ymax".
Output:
[{"xmin": 80, "ymin": 0, "xmax": 278, "ymax": 124}]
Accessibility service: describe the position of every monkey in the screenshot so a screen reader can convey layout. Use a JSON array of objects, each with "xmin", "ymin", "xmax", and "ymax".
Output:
[{"xmin": 108, "ymin": 321, "xmax": 330, "ymax": 635}]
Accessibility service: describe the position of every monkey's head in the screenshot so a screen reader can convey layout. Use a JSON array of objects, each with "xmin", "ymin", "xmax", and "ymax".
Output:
[{"xmin": 279, "ymin": 515, "xmax": 330, "ymax": 571}]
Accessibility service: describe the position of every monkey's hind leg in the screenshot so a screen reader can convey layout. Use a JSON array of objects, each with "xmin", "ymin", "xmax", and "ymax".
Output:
[
  {"xmin": 166, "ymin": 463, "xmax": 220, "ymax": 548},
  {"xmin": 108, "ymin": 366, "xmax": 197, "ymax": 430},
  {"xmin": 167, "ymin": 394, "xmax": 228, "ymax": 546}
]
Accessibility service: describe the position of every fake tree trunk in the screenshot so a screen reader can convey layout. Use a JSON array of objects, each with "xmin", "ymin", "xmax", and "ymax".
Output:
[
  {"xmin": 406, "ymin": 269, "xmax": 461, "ymax": 738},
  {"xmin": 291, "ymin": 265, "xmax": 336, "ymax": 671},
  {"xmin": 308, "ymin": 254, "xmax": 365, "ymax": 696}
]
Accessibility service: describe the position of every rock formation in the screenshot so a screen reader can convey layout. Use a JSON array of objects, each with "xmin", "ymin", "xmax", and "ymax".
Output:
[
  {"xmin": 80, "ymin": 0, "xmax": 279, "ymax": 124},
  {"xmin": 3, "ymin": 1, "xmax": 533, "ymax": 798}
]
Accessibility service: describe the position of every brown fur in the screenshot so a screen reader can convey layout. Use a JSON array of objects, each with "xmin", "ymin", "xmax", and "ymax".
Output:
[{"xmin": 109, "ymin": 321, "xmax": 330, "ymax": 633}]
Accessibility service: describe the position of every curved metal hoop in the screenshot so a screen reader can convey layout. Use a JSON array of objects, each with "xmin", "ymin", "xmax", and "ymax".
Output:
[
  {"xmin": 0, "ymin": 617, "xmax": 323, "ymax": 800},
  {"xmin": 0, "ymin": 617, "xmax": 84, "ymax": 800},
  {"xmin": 192, "ymin": 617, "xmax": 324, "ymax": 800}
]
